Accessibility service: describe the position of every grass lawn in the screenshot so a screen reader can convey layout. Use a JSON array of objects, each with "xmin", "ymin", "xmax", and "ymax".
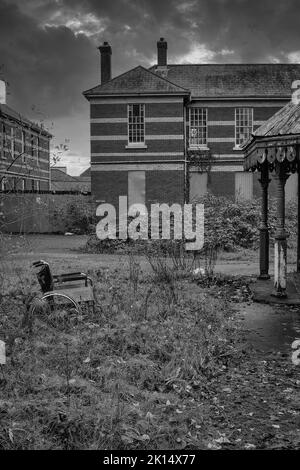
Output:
[{"xmin": 0, "ymin": 235, "xmax": 299, "ymax": 450}]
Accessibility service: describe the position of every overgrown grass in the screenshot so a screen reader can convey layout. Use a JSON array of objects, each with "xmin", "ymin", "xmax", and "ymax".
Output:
[{"xmin": 0, "ymin": 241, "xmax": 241, "ymax": 450}]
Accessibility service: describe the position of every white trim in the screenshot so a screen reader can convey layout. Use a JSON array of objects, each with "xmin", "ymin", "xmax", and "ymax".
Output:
[
  {"xmin": 91, "ymin": 163, "xmax": 243, "ymax": 172},
  {"xmin": 146, "ymin": 117, "xmax": 184, "ymax": 122},
  {"xmin": 91, "ymin": 135, "xmax": 183, "ymax": 141},
  {"xmin": 90, "ymin": 117, "xmax": 184, "ymax": 123},
  {"xmin": 211, "ymin": 165, "xmax": 244, "ymax": 172},
  {"xmin": 0, "ymin": 170, "xmax": 50, "ymax": 181},
  {"xmin": 212, "ymin": 154, "xmax": 243, "ymax": 159},
  {"xmin": 206, "ymin": 120, "xmax": 265, "ymax": 126},
  {"xmin": 189, "ymin": 165, "xmax": 244, "ymax": 172},
  {"xmin": 188, "ymin": 145, "xmax": 210, "ymax": 151},
  {"xmin": 189, "ymin": 101, "xmax": 287, "ymax": 107},
  {"xmin": 91, "ymin": 163, "xmax": 184, "ymax": 171},
  {"xmin": 207, "ymin": 137, "xmax": 235, "ymax": 143},
  {"xmin": 91, "ymin": 118, "xmax": 127, "ymax": 123},
  {"xmin": 125, "ymin": 144, "xmax": 148, "ymax": 149},
  {"xmin": 0, "ymin": 160, "xmax": 49, "ymax": 172},
  {"xmin": 89, "ymin": 97, "xmax": 184, "ymax": 104},
  {"xmin": 207, "ymin": 121, "xmax": 235, "ymax": 126},
  {"xmin": 91, "ymin": 152, "xmax": 183, "ymax": 157}
]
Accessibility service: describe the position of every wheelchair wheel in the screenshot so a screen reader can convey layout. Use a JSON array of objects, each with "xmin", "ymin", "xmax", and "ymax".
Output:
[{"xmin": 28, "ymin": 292, "xmax": 82, "ymax": 331}]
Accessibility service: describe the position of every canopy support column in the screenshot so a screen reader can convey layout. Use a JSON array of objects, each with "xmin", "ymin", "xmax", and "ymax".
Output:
[
  {"xmin": 297, "ymin": 147, "xmax": 300, "ymax": 272},
  {"xmin": 258, "ymin": 162, "xmax": 270, "ymax": 279},
  {"xmin": 272, "ymin": 164, "xmax": 289, "ymax": 298}
]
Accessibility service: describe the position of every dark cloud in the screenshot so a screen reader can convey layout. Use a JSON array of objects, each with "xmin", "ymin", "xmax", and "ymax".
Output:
[
  {"xmin": 0, "ymin": 0, "xmax": 98, "ymax": 121},
  {"xmin": 1, "ymin": 0, "xmax": 300, "ymax": 174},
  {"xmin": 3, "ymin": 0, "xmax": 300, "ymax": 121}
]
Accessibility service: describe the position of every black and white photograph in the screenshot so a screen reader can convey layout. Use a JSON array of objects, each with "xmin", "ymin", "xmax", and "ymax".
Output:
[{"xmin": 0, "ymin": 0, "xmax": 300, "ymax": 455}]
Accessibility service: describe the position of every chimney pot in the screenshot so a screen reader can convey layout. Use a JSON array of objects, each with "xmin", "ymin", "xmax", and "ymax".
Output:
[
  {"xmin": 157, "ymin": 38, "xmax": 167, "ymax": 67},
  {"xmin": 98, "ymin": 41, "xmax": 112, "ymax": 84}
]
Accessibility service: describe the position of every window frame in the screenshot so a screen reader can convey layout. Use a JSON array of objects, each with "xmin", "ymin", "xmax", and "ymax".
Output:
[
  {"xmin": 21, "ymin": 130, "xmax": 26, "ymax": 163},
  {"xmin": 10, "ymin": 127, "xmax": 15, "ymax": 158},
  {"xmin": 189, "ymin": 107, "xmax": 208, "ymax": 149},
  {"xmin": 35, "ymin": 136, "xmax": 40, "ymax": 166},
  {"xmin": 235, "ymin": 107, "xmax": 253, "ymax": 149},
  {"xmin": 127, "ymin": 104, "xmax": 146, "ymax": 147},
  {"xmin": 1, "ymin": 123, "xmax": 7, "ymax": 159},
  {"xmin": 30, "ymin": 134, "xmax": 35, "ymax": 157},
  {"xmin": 1, "ymin": 177, "xmax": 7, "ymax": 191}
]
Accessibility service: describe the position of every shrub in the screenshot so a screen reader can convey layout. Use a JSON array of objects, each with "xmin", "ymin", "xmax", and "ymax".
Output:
[
  {"xmin": 83, "ymin": 194, "xmax": 297, "ymax": 254},
  {"xmin": 50, "ymin": 197, "xmax": 97, "ymax": 234}
]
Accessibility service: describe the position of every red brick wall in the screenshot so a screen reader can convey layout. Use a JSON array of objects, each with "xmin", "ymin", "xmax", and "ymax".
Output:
[
  {"xmin": 91, "ymin": 139, "xmax": 183, "ymax": 156},
  {"xmin": 91, "ymin": 169, "xmax": 185, "ymax": 208},
  {"xmin": 90, "ymin": 100, "xmax": 185, "ymax": 164},
  {"xmin": 146, "ymin": 170, "xmax": 185, "ymax": 206},
  {"xmin": 92, "ymin": 170, "xmax": 128, "ymax": 206},
  {"xmin": 0, "ymin": 115, "xmax": 50, "ymax": 187}
]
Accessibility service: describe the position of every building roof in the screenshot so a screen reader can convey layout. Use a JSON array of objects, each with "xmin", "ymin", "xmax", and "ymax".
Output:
[
  {"xmin": 0, "ymin": 103, "xmax": 52, "ymax": 137},
  {"xmin": 252, "ymin": 101, "xmax": 300, "ymax": 137},
  {"xmin": 84, "ymin": 62, "xmax": 300, "ymax": 100},
  {"xmin": 148, "ymin": 63, "xmax": 300, "ymax": 98},
  {"xmin": 80, "ymin": 167, "xmax": 91, "ymax": 178},
  {"xmin": 83, "ymin": 65, "xmax": 189, "ymax": 97},
  {"xmin": 243, "ymin": 94, "xmax": 300, "ymax": 170},
  {"xmin": 50, "ymin": 168, "xmax": 79, "ymax": 182}
]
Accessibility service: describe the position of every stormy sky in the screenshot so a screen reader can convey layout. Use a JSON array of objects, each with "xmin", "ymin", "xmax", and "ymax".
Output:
[{"xmin": 1, "ymin": 0, "xmax": 300, "ymax": 175}]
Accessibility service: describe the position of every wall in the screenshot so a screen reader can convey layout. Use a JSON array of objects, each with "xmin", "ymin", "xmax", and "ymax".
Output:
[
  {"xmin": 92, "ymin": 169, "xmax": 185, "ymax": 208},
  {"xmin": 189, "ymin": 170, "xmax": 298, "ymax": 202},
  {"xmin": 0, "ymin": 192, "xmax": 95, "ymax": 233},
  {"xmin": 0, "ymin": 114, "xmax": 51, "ymax": 189}
]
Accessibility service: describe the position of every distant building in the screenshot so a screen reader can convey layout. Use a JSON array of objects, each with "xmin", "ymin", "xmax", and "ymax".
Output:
[
  {"xmin": 83, "ymin": 39, "xmax": 300, "ymax": 205},
  {"xmin": 0, "ymin": 82, "xmax": 52, "ymax": 192},
  {"xmin": 50, "ymin": 166, "xmax": 91, "ymax": 192}
]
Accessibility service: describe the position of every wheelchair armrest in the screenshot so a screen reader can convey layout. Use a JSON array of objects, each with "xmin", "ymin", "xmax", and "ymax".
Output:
[{"xmin": 53, "ymin": 272, "xmax": 92, "ymax": 286}]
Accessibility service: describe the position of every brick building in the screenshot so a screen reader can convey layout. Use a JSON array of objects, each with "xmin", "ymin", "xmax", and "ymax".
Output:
[
  {"xmin": 83, "ymin": 39, "xmax": 300, "ymax": 206},
  {"xmin": 0, "ymin": 81, "xmax": 52, "ymax": 192}
]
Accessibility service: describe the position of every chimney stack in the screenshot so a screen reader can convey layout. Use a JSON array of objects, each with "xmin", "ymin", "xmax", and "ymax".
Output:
[
  {"xmin": 98, "ymin": 41, "xmax": 112, "ymax": 84},
  {"xmin": 0, "ymin": 80, "xmax": 6, "ymax": 105},
  {"xmin": 292, "ymin": 80, "xmax": 300, "ymax": 105},
  {"xmin": 157, "ymin": 38, "xmax": 167, "ymax": 67}
]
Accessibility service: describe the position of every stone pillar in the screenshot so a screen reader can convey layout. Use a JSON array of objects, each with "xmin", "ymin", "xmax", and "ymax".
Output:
[
  {"xmin": 258, "ymin": 162, "xmax": 270, "ymax": 279},
  {"xmin": 272, "ymin": 164, "xmax": 289, "ymax": 298}
]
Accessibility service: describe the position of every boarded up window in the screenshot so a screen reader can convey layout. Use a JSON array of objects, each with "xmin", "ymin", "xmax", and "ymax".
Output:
[
  {"xmin": 285, "ymin": 173, "xmax": 298, "ymax": 202},
  {"xmin": 189, "ymin": 172, "xmax": 208, "ymax": 202},
  {"xmin": 128, "ymin": 171, "xmax": 145, "ymax": 208},
  {"xmin": 235, "ymin": 172, "xmax": 253, "ymax": 201}
]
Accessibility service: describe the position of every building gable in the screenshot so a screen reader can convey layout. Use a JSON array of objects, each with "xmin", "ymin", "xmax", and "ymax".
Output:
[{"xmin": 83, "ymin": 65, "xmax": 189, "ymax": 98}]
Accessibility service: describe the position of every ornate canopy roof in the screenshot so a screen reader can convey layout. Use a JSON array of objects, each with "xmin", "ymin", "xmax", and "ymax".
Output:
[{"xmin": 243, "ymin": 82, "xmax": 300, "ymax": 171}]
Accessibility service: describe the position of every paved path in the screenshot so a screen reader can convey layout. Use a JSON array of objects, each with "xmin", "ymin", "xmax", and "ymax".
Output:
[{"xmin": 238, "ymin": 302, "xmax": 300, "ymax": 355}]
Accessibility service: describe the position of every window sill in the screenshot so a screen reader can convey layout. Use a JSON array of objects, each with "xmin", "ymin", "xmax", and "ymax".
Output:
[
  {"xmin": 233, "ymin": 145, "xmax": 243, "ymax": 151},
  {"xmin": 188, "ymin": 145, "xmax": 210, "ymax": 151},
  {"xmin": 125, "ymin": 144, "xmax": 148, "ymax": 149}
]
